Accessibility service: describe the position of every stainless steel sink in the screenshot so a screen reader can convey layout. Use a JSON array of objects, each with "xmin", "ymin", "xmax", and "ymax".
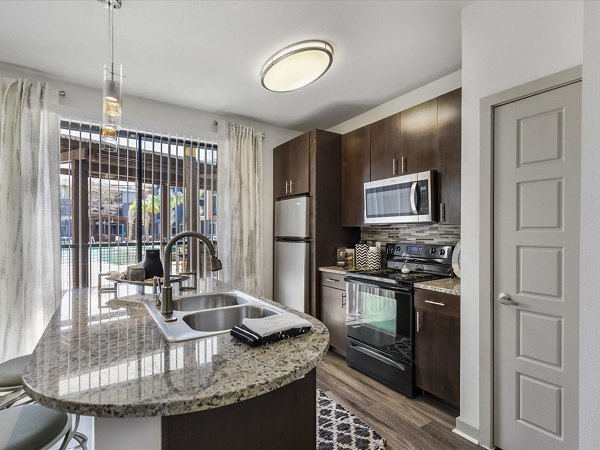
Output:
[
  {"xmin": 183, "ymin": 305, "xmax": 278, "ymax": 332},
  {"xmin": 171, "ymin": 292, "xmax": 247, "ymax": 312},
  {"xmin": 143, "ymin": 290, "xmax": 285, "ymax": 342}
]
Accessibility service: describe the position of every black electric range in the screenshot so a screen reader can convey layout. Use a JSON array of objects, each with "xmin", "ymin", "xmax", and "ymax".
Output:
[{"xmin": 344, "ymin": 242, "xmax": 454, "ymax": 397}]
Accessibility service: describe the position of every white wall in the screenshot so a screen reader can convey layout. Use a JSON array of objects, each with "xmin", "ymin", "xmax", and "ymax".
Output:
[
  {"xmin": 0, "ymin": 62, "xmax": 300, "ymax": 299},
  {"xmin": 328, "ymin": 70, "xmax": 461, "ymax": 134},
  {"xmin": 460, "ymin": 0, "xmax": 583, "ymax": 437},
  {"xmin": 579, "ymin": 1, "xmax": 600, "ymax": 446}
]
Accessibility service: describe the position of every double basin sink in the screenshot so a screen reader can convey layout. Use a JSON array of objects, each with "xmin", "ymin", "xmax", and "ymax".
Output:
[{"xmin": 144, "ymin": 291, "xmax": 283, "ymax": 342}]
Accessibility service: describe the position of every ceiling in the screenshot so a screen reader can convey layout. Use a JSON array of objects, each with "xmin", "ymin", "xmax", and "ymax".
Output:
[{"xmin": 0, "ymin": 1, "xmax": 468, "ymax": 131}]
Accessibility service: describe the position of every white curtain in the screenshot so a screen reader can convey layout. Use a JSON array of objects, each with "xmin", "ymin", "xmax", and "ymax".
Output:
[
  {"xmin": 0, "ymin": 78, "xmax": 60, "ymax": 363},
  {"xmin": 217, "ymin": 122, "xmax": 264, "ymax": 296}
]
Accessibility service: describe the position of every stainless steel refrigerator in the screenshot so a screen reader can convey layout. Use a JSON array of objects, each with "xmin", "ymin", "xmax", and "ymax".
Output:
[{"xmin": 274, "ymin": 196, "xmax": 310, "ymax": 313}]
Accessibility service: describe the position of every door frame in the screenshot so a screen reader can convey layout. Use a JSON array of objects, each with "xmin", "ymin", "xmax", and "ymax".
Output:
[{"xmin": 477, "ymin": 66, "xmax": 582, "ymax": 449}]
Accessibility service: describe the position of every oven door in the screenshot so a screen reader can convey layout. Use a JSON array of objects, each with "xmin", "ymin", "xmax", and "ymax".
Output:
[{"xmin": 345, "ymin": 279, "xmax": 413, "ymax": 362}]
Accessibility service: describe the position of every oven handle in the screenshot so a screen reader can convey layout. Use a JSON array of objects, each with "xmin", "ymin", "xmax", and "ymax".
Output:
[
  {"xmin": 410, "ymin": 181, "xmax": 418, "ymax": 215},
  {"xmin": 349, "ymin": 342, "xmax": 406, "ymax": 371},
  {"xmin": 344, "ymin": 278, "xmax": 412, "ymax": 293}
]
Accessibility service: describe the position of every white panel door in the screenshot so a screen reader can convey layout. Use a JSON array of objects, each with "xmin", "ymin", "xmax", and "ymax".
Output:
[{"xmin": 493, "ymin": 82, "xmax": 581, "ymax": 450}]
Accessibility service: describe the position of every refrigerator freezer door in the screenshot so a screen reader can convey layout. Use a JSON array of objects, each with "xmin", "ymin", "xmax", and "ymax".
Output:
[
  {"xmin": 274, "ymin": 197, "xmax": 310, "ymax": 238},
  {"xmin": 274, "ymin": 241, "xmax": 309, "ymax": 313}
]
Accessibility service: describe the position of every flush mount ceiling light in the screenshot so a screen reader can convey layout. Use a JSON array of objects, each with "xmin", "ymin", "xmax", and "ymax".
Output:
[{"xmin": 261, "ymin": 40, "xmax": 333, "ymax": 92}]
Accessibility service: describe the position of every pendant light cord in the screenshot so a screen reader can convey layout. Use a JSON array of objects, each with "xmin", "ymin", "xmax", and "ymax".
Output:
[
  {"xmin": 111, "ymin": 2, "xmax": 114, "ymax": 71},
  {"xmin": 108, "ymin": 1, "xmax": 114, "ymax": 78}
]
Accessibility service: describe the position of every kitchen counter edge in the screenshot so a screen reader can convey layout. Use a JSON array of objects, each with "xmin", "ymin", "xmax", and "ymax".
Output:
[
  {"xmin": 414, "ymin": 277, "xmax": 461, "ymax": 296},
  {"xmin": 22, "ymin": 280, "xmax": 329, "ymax": 418}
]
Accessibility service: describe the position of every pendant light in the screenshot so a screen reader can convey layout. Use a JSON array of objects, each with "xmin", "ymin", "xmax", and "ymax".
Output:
[
  {"xmin": 261, "ymin": 40, "xmax": 333, "ymax": 92},
  {"xmin": 99, "ymin": 0, "xmax": 122, "ymax": 142}
]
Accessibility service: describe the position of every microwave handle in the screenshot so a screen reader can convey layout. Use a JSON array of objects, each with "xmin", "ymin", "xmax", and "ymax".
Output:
[{"xmin": 410, "ymin": 181, "xmax": 418, "ymax": 215}]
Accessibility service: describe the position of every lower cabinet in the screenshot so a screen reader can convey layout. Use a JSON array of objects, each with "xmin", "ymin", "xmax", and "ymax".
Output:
[
  {"xmin": 414, "ymin": 288, "xmax": 460, "ymax": 407},
  {"xmin": 319, "ymin": 272, "xmax": 347, "ymax": 357}
]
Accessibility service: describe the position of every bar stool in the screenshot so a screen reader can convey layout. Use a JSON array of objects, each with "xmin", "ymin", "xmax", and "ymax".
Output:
[
  {"xmin": 0, "ymin": 355, "xmax": 32, "ymax": 410},
  {"xmin": 0, "ymin": 356, "xmax": 87, "ymax": 449},
  {"xmin": 0, "ymin": 404, "xmax": 74, "ymax": 450}
]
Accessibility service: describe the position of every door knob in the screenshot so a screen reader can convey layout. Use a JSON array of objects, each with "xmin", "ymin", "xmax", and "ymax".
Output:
[{"xmin": 497, "ymin": 292, "xmax": 519, "ymax": 306}]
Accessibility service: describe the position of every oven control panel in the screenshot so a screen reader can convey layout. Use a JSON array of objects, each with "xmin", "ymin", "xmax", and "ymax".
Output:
[{"xmin": 387, "ymin": 243, "xmax": 454, "ymax": 263}]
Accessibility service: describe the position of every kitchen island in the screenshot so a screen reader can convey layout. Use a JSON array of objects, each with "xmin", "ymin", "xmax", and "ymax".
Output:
[{"xmin": 22, "ymin": 278, "xmax": 329, "ymax": 450}]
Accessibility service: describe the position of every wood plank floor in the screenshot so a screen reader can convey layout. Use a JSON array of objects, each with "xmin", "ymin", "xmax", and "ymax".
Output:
[{"xmin": 316, "ymin": 352, "xmax": 479, "ymax": 450}]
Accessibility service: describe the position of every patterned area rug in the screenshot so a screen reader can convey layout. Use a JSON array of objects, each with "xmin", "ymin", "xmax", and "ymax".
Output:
[{"xmin": 317, "ymin": 389, "xmax": 386, "ymax": 450}]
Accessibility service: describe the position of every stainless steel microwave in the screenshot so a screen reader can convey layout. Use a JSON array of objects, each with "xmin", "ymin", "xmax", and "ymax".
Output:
[{"xmin": 364, "ymin": 170, "xmax": 436, "ymax": 224}]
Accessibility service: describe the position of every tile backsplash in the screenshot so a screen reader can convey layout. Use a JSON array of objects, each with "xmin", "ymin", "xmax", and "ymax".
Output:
[{"xmin": 361, "ymin": 224, "xmax": 460, "ymax": 245}]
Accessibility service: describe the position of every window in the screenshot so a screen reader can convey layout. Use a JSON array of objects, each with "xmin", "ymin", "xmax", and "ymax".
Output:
[{"xmin": 59, "ymin": 120, "xmax": 218, "ymax": 290}]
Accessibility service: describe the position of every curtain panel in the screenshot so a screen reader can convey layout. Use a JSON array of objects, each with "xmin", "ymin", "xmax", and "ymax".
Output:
[
  {"xmin": 217, "ymin": 122, "xmax": 264, "ymax": 297},
  {"xmin": 0, "ymin": 78, "xmax": 60, "ymax": 363}
]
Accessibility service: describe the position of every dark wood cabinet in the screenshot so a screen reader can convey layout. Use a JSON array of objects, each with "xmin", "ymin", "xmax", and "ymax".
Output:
[
  {"xmin": 341, "ymin": 125, "xmax": 370, "ymax": 227},
  {"xmin": 273, "ymin": 133, "xmax": 310, "ymax": 199},
  {"xmin": 319, "ymin": 272, "xmax": 347, "ymax": 357},
  {"xmin": 273, "ymin": 141, "xmax": 290, "ymax": 199},
  {"xmin": 401, "ymin": 98, "xmax": 438, "ymax": 175},
  {"xmin": 289, "ymin": 132, "xmax": 310, "ymax": 195},
  {"xmin": 370, "ymin": 113, "xmax": 402, "ymax": 181},
  {"xmin": 437, "ymin": 88, "xmax": 462, "ymax": 224},
  {"xmin": 414, "ymin": 288, "xmax": 460, "ymax": 407},
  {"xmin": 162, "ymin": 369, "xmax": 316, "ymax": 450}
]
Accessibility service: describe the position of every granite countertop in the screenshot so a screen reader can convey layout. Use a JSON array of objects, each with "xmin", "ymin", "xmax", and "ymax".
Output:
[
  {"xmin": 22, "ymin": 278, "xmax": 329, "ymax": 418},
  {"xmin": 319, "ymin": 266, "xmax": 356, "ymax": 275},
  {"xmin": 414, "ymin": 277, "xmax": 461, "ymax": 296}
]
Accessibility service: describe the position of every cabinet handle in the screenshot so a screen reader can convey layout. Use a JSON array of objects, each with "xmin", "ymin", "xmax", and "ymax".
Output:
[
  {"xmin": 416, "ymin": 311, "xmax": 423, "ymax": 332},
  {"xmin": 425, "ymin": 300, "xmax": 446, "ymax": 307},
  {"xmin": 401, "ymin": 156, "xmax": 407, "ymax": 173},
  {"xmin": 289, "ymin": 179, "xmax": 294, "ymax": 193},
  {"xmin": 325, "ymin": 278, "xmax": 339, "ymax": 283},
  {"xmin": 439, "ymin": 203, "xmax": 446, "ymax": 222},
  {"xmin": 285, "ymin": 181, "xmax": 289, "ymax": 195},
  {"xmin": 392, "ymin": 158, "xmax": 398, "ymax": 175},
  {"xmin": 341, "ymin": 293, "xmax": 346, "ymax": 308}
]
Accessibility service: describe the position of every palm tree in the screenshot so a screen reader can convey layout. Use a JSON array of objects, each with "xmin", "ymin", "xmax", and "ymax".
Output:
[{"xmin": 128, "ymin": 189, "xmax": 184, "ymax": 241}]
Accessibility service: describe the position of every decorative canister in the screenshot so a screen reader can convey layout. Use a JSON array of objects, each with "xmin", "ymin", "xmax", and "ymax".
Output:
[
  {"xmin": 143, "ymin": 249, "xmax": 164, "ymax": 279},
  {"xmin": 355, "ymin": 243, "xmax": 369, "ymax": 269},
  {"xmin": 367, "ymin": 246, "xmax": 382, "ymax": 270}
]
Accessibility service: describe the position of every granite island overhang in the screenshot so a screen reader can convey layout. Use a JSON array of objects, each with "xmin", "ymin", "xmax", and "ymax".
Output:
[{"xmin": 22, "ymin": 278, "xmax": 329, "ymax": 450}]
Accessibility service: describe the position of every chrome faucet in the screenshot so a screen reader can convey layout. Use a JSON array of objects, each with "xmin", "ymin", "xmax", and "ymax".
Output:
[{"xmin": 159, "ymin": 231, "xmax": 222, "ymax": 319}]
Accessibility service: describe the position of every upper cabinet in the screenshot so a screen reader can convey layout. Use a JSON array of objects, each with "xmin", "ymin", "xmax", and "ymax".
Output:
[
  {"xmin": 273, "ymin": 133, "xmax": 310, "ymax": 199},
  {"xmin": 341, "ymin": 125, "xmax": 370, "ymax": 227},
  {"xmin": 289, "ymin": 133, "xmax": 310, "ymax": 195},
  {"xmin": 401, "ymin": 98, "xmax": 438, "ymax": 175},
  {"xmin": 437, "ymin": 88, "xmax": 462, "ymax": 224},
  {"xmin": 370, "ymin": 99, "xmax": 439, "ymax": 180},
  {"xmin": 341, "ymin": 89, "xmax": 462, "ymax": 225},
  {"xmin": 273, "ymin": 141, "xmax": 290, "ymax": 199},
  {"xmin": 370, "ymin": 113, "xmax": 401, "ymax": 181}
]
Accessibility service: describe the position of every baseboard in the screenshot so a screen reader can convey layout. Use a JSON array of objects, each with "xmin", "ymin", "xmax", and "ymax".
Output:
[{"xmin": 453, "ymin": 417, "xmax": 480, "ymax": 446}]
